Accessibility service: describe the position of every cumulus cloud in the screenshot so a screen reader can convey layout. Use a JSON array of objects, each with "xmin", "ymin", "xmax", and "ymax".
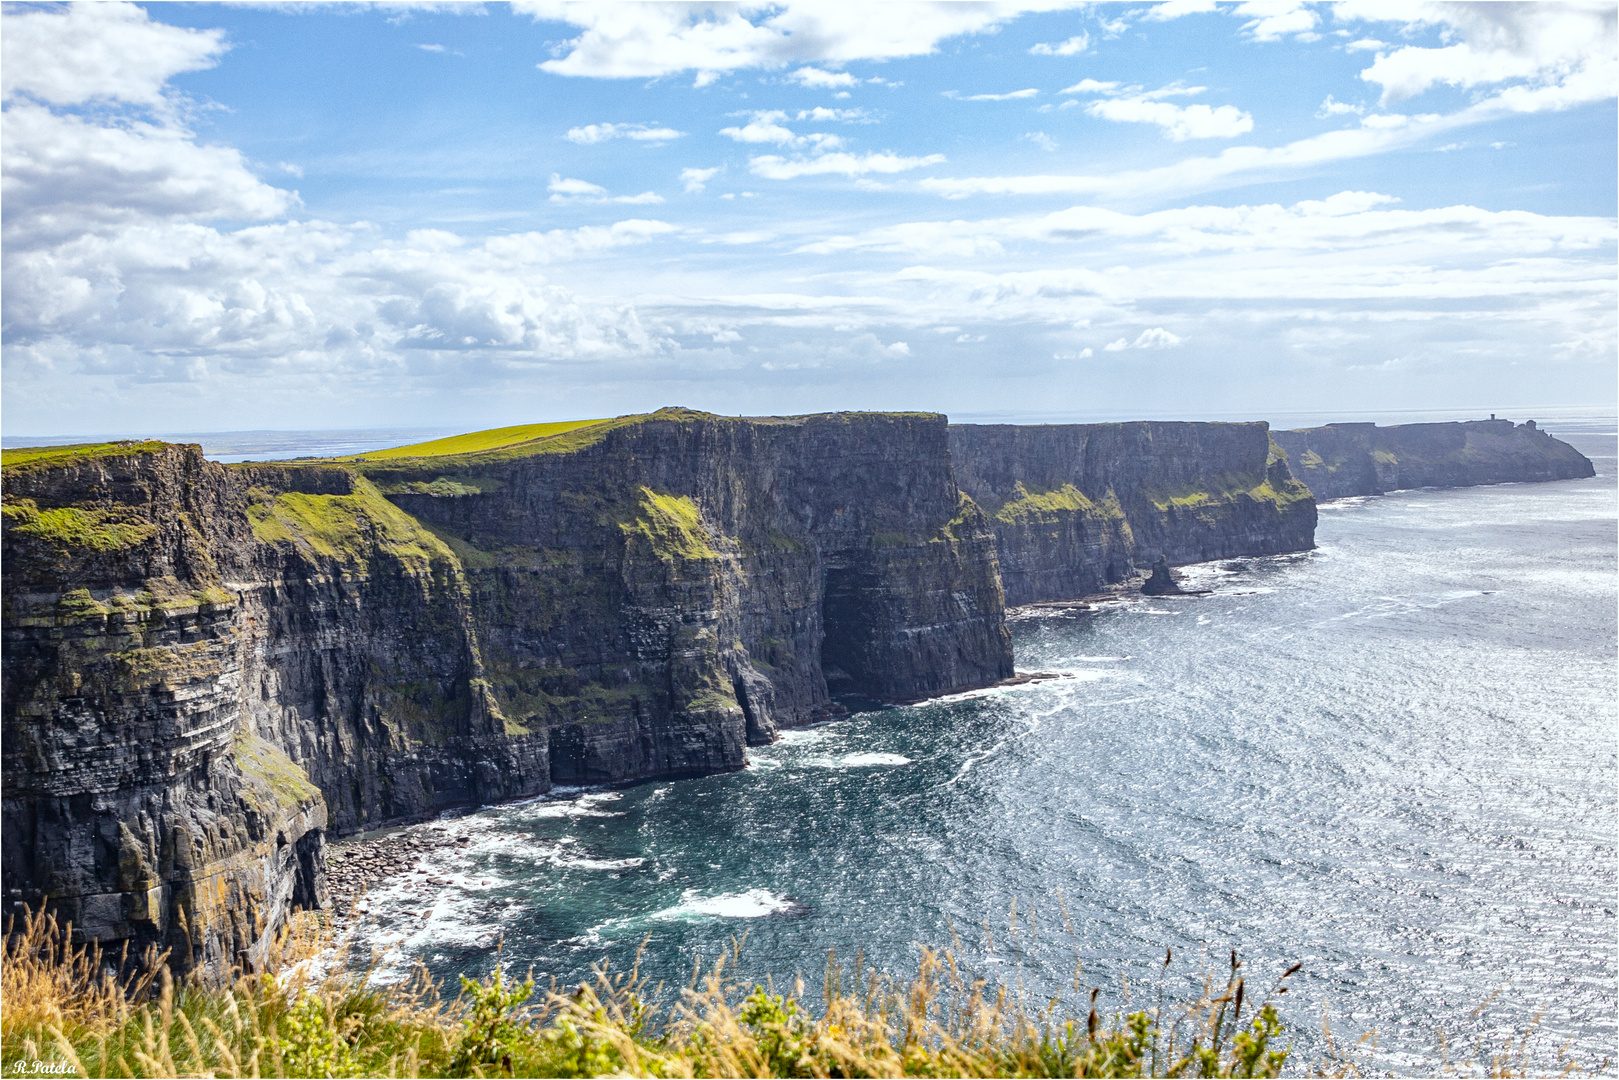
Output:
[
  {"xmin": 1103, "ymin": 329, "xmax": 1183, "ymax": 351},
  {"xmin": 1064, "ymin": 80, "xmax": 1253, "ymax": 140},
  {"xmin": 1, "ymin": 1, "xmax": 227, "ymax": 108},
  {"xmin": 564, "ymin": 122, "xmax": 684, "ymax": 144},
  {"xmin": 1317, "ymin": 94, "xmax": 1364, "ymax": 117},
  {"xmin": 748, "ymin": 151, "xmax": 947, "ymax": 179},
  {"xmin": 547, "ymin": 174, "xmax": 663, "ymax": 203},
  {"xmin": 517, "ymin": 1, "xmax": 1086, "ymax": 82},
  {"xmin": 1236, "ymin": 1, "xmax": 1319, "ymax": 43},
  {"xmin": 1338, "ymin": 2, "xmax": 1618, "ymax": 108},
  {"xmin": 1088, "ymin": 97, "xmax": 1254, "ymax": 140},
  {"xmin": 1, "ymin": 104, "xmax": 298, "ymax": 248},
  {"xmin": 680, "ymin": 166, "xmax": 722, "ymax": 193},
  {"xmin": 789, "ymin": 66, "xmax": 858, "ymax": 88},
  {"xmin": 1, "ymin": 2, "xmax": 686, "ymax": 415},
  {"xmin": 796, "ymin": 106, "xmax": 876, "ymax": 122},
  {"xmin": 1029, "ymin": 34, "xmax": 1089, "ymax": 56},
  {"xmin": 1143, "ymin": 0, "xmax": 1220, "ymax": 20}
]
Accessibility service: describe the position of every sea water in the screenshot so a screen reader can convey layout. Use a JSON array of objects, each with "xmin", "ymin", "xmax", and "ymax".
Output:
[{"xmin": 329, "ymin": 418, "xmax": 1614, "ymax": 1073}]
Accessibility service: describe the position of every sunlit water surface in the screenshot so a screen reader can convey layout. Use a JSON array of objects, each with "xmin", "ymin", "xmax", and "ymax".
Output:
[{"xmin": 339, "ymin": 422, "xmax": 1616, "ymax": 1075}]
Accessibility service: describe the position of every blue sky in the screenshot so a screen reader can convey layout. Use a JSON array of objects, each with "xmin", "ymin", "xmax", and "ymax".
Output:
[{"xmin": 2, "ymin": 1, "xmax": 1615, "ymax": 436}]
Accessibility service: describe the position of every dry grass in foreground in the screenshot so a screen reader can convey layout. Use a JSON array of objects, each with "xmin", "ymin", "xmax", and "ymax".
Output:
[{"xmin": 0, "ymin": 905, "xmax": 1587, "ymax": 1078}]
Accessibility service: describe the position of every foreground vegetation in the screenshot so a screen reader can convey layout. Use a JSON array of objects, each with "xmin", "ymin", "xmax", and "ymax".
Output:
[{"xmin": 3, "ymin": 908, "xmax": 1300, "ymax": 1078}]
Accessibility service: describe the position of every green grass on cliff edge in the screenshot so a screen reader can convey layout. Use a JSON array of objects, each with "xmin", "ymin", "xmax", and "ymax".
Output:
[
  {"xmin": 1, "ymin": 499, "xmax": 160, "ymax": 553},
  {"xmin": 246, "ymin": 476, "xmax": 458, "ymax": 571},
  {"xmin": 233, "ymin": 731, "xmax": 321, "ymax": 815},
  {"xmin": 1, "ymin": 440, "xmax": 169, "ymax": 471},
  {"xmin": 350, "ymin": 419, "xmax": 612, "ymax": 460},
  {"xmin": 620, "ymin": 486, "xmax": 719, "ymax": 561},
  {"xmin": 993, "ymin": 482, "xmax": 1129, "ymax": 525}
]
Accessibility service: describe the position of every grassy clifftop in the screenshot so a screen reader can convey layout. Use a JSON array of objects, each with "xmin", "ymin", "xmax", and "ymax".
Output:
[
  {"xmin": 349, "ymin": 419, "xmax": 612, "ymax": 461},
  {"xmin": 1, "ymin": 441, "xmax": 171, "ymax": 473}
]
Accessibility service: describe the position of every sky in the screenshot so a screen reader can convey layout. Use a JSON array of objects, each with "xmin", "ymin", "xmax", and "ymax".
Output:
[{"xmin": 2, "ymin": 0, "xmax": 1615, "ymax": 437}]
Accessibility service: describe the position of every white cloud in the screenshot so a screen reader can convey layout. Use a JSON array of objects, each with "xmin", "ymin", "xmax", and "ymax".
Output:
[
  {"xmin": 749, "ymin": 151, "xmax": 946, "ymax": 179},
  {"xmin": 789, "ymin": 66, "xmax": 858, "ymax": 88},
  {"xmin": 1, "ymin": 104, "xmax": 297, "ymax": 249},
  {"xmin": 518, "ymin": 1, "xmax": 1087, "ymax": 81},
  {"xmin": 796, "ymin": 106, "xmax": 875, "ymax": 122},
  {"xmin": 1061, "ymin": 79, "xmax": 1121, "ymax": 94},
  {"xmin": 1, "ymin": 1, "xmax": 226, "ymax": 108},
  {"xmin": 1143, "ymin": 0, "xmax": 1221, "ymax": 20},
  {"xmin": 547, "ymin": 174, "xmax": 664, "ymax": 204},
  {"xmin": 564, "ymin": 122, "xmax": 684, "ymax": 144},
  {"xmin": 720, "ymin": 111, "xmax": 843, "ymax": 149},
  {"xmin": 416, "ymin": 43, "xmax": 446, "ymax": 52},
  {"xmin": 1317, "ymin": 94, "xmax": 1364, "ymax": 117},
  {"xmin": 1335, "ymin": 1, "xmax": 1617, "ymax": 109},
  {"xmin": 548, "ymin": 174, "xmax": 608, "ymax": 197},
  {"xmin": 792, "ymin": 190, "xmax": 1613, "ymax": 268},
  {"xmin": 1344, "ymin": 38, "xmax": 1387, "ymax": 52},
  {"xmin": 680, "ymin": 166, "xmax": 721, "ymax": 193},
  {"xmin": 1085, "ymin": 87, "xmax": 1255, "ymax": 141},
  {"xmin": 1132, "ymin": 327, "xmax": 1183, "ymax": 348},
  {"xmin": 1023, "ymin": 131, "xmax": 1059, "ymax": 151},
  {"xmin": 947, "ymin": 88, "xmax": 1041, "ymax": 101},
  {"xmin": 920, "ymin": 58, "xmax": 1615, "ymax": 205},
  {"xmin": 720, "ymin": 112, "xmax": 801, "ymax": 144},
  {"xmin": 1030, "ymin": 34, "xmax": 1089, "ymax": 56},
  {"xmin": 1236, "ymin": 1, "xmax": 1319, "ymax": 42}
]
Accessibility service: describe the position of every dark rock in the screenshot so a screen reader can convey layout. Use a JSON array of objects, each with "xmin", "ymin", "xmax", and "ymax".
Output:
[
  {"xmin": 1271, "ymin": 418, "xmax": 1595, "ymax": 501},
  {"xmin": 1141, "ymin": 556, "xmax": 1210, "ymax": 596},
  {"xmin": 949, "ymin": 421, "xmax": 1316, "ymax": 605}
]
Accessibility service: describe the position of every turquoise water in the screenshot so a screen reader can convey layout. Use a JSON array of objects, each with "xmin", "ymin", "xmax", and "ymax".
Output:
[{"xmin": 342, "ymin": 421, "xmax": 1617, "ymax": 1075}]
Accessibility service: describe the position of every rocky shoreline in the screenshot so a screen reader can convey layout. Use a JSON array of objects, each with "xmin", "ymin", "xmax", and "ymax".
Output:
[{"xmin": 324, "ymin": 824, "xmax": 477, "ymax": 919}]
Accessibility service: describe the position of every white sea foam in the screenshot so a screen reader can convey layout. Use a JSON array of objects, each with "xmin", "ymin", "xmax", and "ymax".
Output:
[
  {"xmin": 839, "ymin": 752, "xmax": 912, "ymax": 767},
  {"xmin": 652, "ymin": 888, "xmax": 797, "ymax": 921}
]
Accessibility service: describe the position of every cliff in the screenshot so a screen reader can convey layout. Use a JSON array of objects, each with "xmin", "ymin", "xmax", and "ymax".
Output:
[
  {"xmin": 2, "ymin": 411, "xmax": 1012, "ymax": 975},
  {"xmin": 948, "ymin": 422, "xmax": 1317, "ymax": 607},
  {"xmin": 1271, "ymin": 418, "xmax": 1596, "ymax": 501}
]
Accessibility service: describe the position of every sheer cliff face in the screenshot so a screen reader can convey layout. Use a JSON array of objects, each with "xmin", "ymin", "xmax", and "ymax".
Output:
[
  {"xmin": 1, "ymin": 412, "xmax": 1012, "ymax": 975},
  {"xmin": 2, "ymin": 447, "xmax": 331, "ymax": 975},
  {"xmin": 370, "ymin": 412, "xmax": 1014, "ymax": 756},
  {"xmin": 1272, "ymin": 419, "xmax": 1597, "ymax": 501},
  {"xmin": 948, "ymin": 422, "xmax": 1318, "ymax": 607}
]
